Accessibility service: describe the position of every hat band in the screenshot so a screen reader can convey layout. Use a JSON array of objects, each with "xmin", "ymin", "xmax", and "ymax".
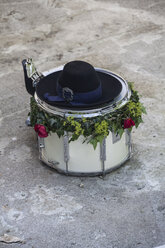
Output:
[{"xmin": 44, "ymin": 82, "xmax": 102, "ymax": 106}]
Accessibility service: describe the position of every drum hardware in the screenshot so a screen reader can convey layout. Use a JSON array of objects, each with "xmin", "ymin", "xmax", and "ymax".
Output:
[
  {"xmin": 125, "ymin": 129, "xmax": 132, "ymax": 159},
  {"xmin": 48, "ymin": 160, "xmax": 60, "ymax": 167},
  {"xmin": 125, "ymin": 129, "xmax": 130, "ymax": 146},
  {"xmin": 32, "ymin": 78, "xmax": 41, "ymax": 88},
  {"xmin": 39, "ymin": 154, "xmax": 60, "ymax": 170},
  {"xmin": 38, "ymin": 137, "xmax": 45, "ymax": 149},
  {"xmin": 25, "ymin": 58, "xmax": 43, "ymax": 87},
  {"xmin": 100, "ymin": 138, "xmax": 106, "ymax": 176},
  {"xmin": 112, "ymin": 131, "xmax": 121, "ymax": 144},
  {"xmin": 38, "ymin": 137, "xmax": 45, "ymax": 161},
  {"xmin": 63, "ymin": 132, "xmax": 70, "ymax": 174},
  {"xmin": 123, "ymin": 94, "xmax": 129, "ymax": 102},
  {"xmin": 25, "ymin": 116, "xmax": 31, "ymax": 126}
]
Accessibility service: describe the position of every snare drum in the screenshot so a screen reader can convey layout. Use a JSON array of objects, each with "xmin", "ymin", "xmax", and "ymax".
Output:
[{"xmin": 34, "ymin": 66, "xmax": 132, "ymax": 176}]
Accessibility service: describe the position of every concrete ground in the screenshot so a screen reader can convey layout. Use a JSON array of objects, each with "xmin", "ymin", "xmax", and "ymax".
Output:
[{"xmin": 0, "ymin": 0, "xmax": 165, "ymax": 247}]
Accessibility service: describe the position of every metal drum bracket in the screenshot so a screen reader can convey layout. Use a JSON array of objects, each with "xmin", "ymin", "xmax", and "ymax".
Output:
[
  {"xmin": 112, "ymin": 131, "xmax": 121, "ymax": 144},
  {"xmin": 100, "ymin": 138, "xmax": 106, "ymax": 176},
  {"xmin": 63, "ymin": 132, "xmax": 70, "ymax": 174}
]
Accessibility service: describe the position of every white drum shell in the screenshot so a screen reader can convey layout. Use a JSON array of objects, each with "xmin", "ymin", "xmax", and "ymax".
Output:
[{"xmin": 38, "ymin": 130, "xmax": 131, "ymax": 176}]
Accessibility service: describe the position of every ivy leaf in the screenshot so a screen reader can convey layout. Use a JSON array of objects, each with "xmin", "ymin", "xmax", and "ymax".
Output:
[
  {"xmin": 128, "ymin": 82, "xmax": 134, "ymax": 90},
  {"xmin": 44, "ymin": 113, "xmax": 49, "ymax": 119},
  {"xmin": 38, "ymin": 112, "xmax": 45, "ymax": 119},
  {"xmin": 56, "ymin": 129, "xmax": 64, "ymax": 138},
  {"xmin": 49, "ymin": 118, "xmax": 57, "ymax": 126},
  {"xmin": 135, "ymin": 122, "xmax": 139, "ymax": 128},
  {"xmin": 141, "ymin": 105, "xmax": 147, "ymax": 114},
  {"xmin": 89, "ymin": 138, "xmax": 98, "ymax": 150},
  {"xmin": 70, "ymin": 133, "xmax": 79, "ymax": 142},
  {"xmin": 118, "ymin": 128, "xmax": 124, "ymax": 137},
  {"xmin": 97, "ymin": 135, "xmax": 105, "ymax": 144},
  {"xmin": 135, "ymin": 117, "xmax": 143, "ymax": 128},
  {"xmin": 112, "ymin": 123, "xmax": 117, "ymax": 133}
]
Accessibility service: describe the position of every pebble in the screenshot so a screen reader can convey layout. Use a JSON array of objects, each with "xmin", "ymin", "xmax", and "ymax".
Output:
[
  {"xmin": 136, "ymin": 183, "xmax": 145, "ymax": 190},
  {"xmin": 79, "ymin": 183, "xmax": 84, "ymax": 188}
]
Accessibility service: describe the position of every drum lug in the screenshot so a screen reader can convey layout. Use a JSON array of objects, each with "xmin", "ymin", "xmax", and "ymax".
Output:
[
  {"xmin": 125, "ymin": 130, "xmax": 132, "ymax": 158},
  {"xmin": 39, "ymin": 144, "xmax": 45, "ymax": 148},
  {"xmin": 125, "ymin": 129, "xmax": 131, "ymax": 145},
  {"xmin": 64, "ymin": 132, "xmax": 70, "ymax": 174},
  {"xmin": 100, "ymin": 138, "xmax": 106, "ymax": 161},
  {"xmin": 100, "ymin": 138, "xmax": 106, "ymax": 176},
  {"xmin": 38, "ymin": 137, "xmax": 45, "ymax": 148},
  {"xmin": 112, "ymin": 131, "xmax": 121, "ymax": 144},
  {"xmin": 38, "ymin": 137, "xmax": 45, "ymax": 161}
]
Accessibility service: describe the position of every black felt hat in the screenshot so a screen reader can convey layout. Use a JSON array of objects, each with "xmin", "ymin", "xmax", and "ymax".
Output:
[{"xmin": 36, "ymin": 60, "xmax": 122, "ymax": 109}]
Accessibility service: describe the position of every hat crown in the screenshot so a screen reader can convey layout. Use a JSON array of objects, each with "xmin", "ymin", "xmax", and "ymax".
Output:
[{"xmin": 58, "ymin": 61, "xmax": 100, "ymax": 93}]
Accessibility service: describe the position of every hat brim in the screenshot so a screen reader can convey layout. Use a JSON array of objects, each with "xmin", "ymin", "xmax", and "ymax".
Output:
[{"xmin": 36, "ymin": 70, "xmax": 123, "ymax": 110}]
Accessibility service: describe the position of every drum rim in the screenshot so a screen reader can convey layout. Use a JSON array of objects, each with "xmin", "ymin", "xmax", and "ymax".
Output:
[{"xmin": 34, "ymin": 67, "xmax": 131, "ymax": 118}]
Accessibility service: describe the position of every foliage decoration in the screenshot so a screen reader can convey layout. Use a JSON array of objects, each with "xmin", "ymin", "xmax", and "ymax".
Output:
[{"xmin": 30, "ymin": 82, "xmax": 146, "ymax": 149}]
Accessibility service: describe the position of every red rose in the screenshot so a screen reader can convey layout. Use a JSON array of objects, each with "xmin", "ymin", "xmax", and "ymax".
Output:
[
  {"xmin": 124, "ymin": 118, "xmax": 135, "ymax": 129},
  {"xmin": 34, "ymin": 124, "xmax": 48, "ymax": 138}
]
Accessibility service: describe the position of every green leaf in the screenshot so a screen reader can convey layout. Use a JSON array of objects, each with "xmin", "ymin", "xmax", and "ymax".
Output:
[
  {"xmin": 56, "ymin": 129, "xmax": 64, "ymax": 138},
  {"xmin": 70, "ymin": 133, "xmax": 79, "ymax": 142},
  {"xmin": 89, "ymin": 138, "xmax": 98, "ymax": 150},
  {"xmin": 141, "ymin": 105, "xmax": 147, "ymax": 114},
  {"xmin": 49, "ymin": 118, "xmax": 57, "ymax": 126},
  {"xmin": 128, "ymin": 127, "xmax": 132, "ymax": 132},
  {"xmin": 97, "ymin": 135, "xmax": 105, "ymax": 144},
  {"xmin": 118, "ymin": 128, "xmax": 124, "ymax": 137},
  {"xmin": 38, "ymin": 112, "xmax": 44, "ymax": 119}
]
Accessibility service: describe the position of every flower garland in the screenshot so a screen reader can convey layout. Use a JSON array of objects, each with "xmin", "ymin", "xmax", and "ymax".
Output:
[{"xmin": 29, "ymin": 82, "xmax": 146, "ymax": 149}]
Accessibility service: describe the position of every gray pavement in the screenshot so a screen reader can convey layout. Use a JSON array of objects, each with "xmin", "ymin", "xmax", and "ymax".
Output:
[{"xmin": 0, "ymin": 0, "xmax": 165, "ymax": 247}]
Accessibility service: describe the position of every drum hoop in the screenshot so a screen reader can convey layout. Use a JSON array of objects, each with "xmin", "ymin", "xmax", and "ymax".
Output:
[{"xmin": 34, "ymin": 67, "xmax": 131, "ymax": 118}]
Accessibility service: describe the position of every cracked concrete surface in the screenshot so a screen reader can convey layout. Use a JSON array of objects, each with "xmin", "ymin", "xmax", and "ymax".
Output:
[{"xmin": 0, "ymin": 0, "xmax": 165, "ymax": 247}]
